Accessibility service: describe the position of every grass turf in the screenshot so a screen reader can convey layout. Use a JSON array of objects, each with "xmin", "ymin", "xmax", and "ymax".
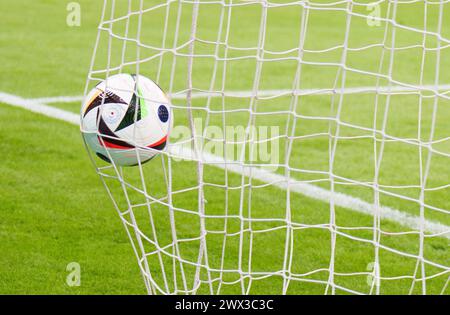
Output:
[{"xmin": 0, "ymin": 0, "xmax": 449, "ymax": 294}]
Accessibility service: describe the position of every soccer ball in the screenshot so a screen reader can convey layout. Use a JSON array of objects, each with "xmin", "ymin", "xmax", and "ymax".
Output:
[{"xmin": 80, "ymin": 73, "xmax": 172, "ymax": 166}]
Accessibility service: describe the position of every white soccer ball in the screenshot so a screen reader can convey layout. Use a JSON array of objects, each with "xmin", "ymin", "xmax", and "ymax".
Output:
[{"xmin": 81, "ymin": 73, "xmax": 172, "ymax": 166}]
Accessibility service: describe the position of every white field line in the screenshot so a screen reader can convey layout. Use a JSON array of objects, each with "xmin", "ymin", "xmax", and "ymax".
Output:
[
  {"xmin": 28, "ymin": 84, "xmax": 450, "ymax": 104},
  {"xmin": 1, "ymin": 91, "xmax": 449, "ymax": 238},
  {"xmin": 0, "ymin": 92, "xmax": 79, "ymax": 125}
]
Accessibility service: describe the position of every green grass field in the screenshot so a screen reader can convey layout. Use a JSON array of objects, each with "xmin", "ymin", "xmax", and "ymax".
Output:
[{"xmin": 0, "ymin": 0, "xmax": 449, "ymax": 294}]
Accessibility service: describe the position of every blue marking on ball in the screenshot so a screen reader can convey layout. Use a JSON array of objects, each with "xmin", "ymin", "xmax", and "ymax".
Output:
[{"xmin": 158, "ymin": 105, "xmax": 169, "ymax": 122}]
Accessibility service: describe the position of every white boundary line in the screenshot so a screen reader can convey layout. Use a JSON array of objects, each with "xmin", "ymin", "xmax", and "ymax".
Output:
[
  {"xmin": 0, "ymin": 92, "xmax": 79, "ymax": 124},
  {"xmin": 0, "ymin": 91, "xmax": 449, "ymax": 238},
  {"xmin": 28, "ymin": 84, "xmax": 450, "ymax": 104}
]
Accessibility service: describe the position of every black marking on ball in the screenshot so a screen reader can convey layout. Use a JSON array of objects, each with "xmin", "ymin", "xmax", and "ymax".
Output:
[
  {"xmin": 151, "ymin": 140, "xmax": 167, "ymax": 151},
  {"xmin": 115, "ymin": 93, "xmax": 141, "ymax": 132},
  {"xmin": 96, "ymin": 152, "xmax": 111, "ymax": 163},
  {"xmin": 97, "ymin": 111, "xmax": 134, "ymax": 148},
  {"xmin": 128, "ymin": 155, "xmax": 155, "ymax": 167},
  {"xmin": 84, "ymin": 90, "xmax": 127, "ymax": 117},
  {"xmin": 158, "ymin": 105, "xmax": 169, "ymax": 123}
]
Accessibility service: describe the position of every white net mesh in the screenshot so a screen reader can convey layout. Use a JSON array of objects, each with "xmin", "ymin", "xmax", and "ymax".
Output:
[{"xmin": 83, "ymin": 0, "xmax": 450, "ymax": 294}]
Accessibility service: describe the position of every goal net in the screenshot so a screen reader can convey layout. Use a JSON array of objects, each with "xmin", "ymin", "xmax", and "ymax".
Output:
[{"xmin": 83, "ymin": 0, "xmax": 450, "ymax": 294}]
